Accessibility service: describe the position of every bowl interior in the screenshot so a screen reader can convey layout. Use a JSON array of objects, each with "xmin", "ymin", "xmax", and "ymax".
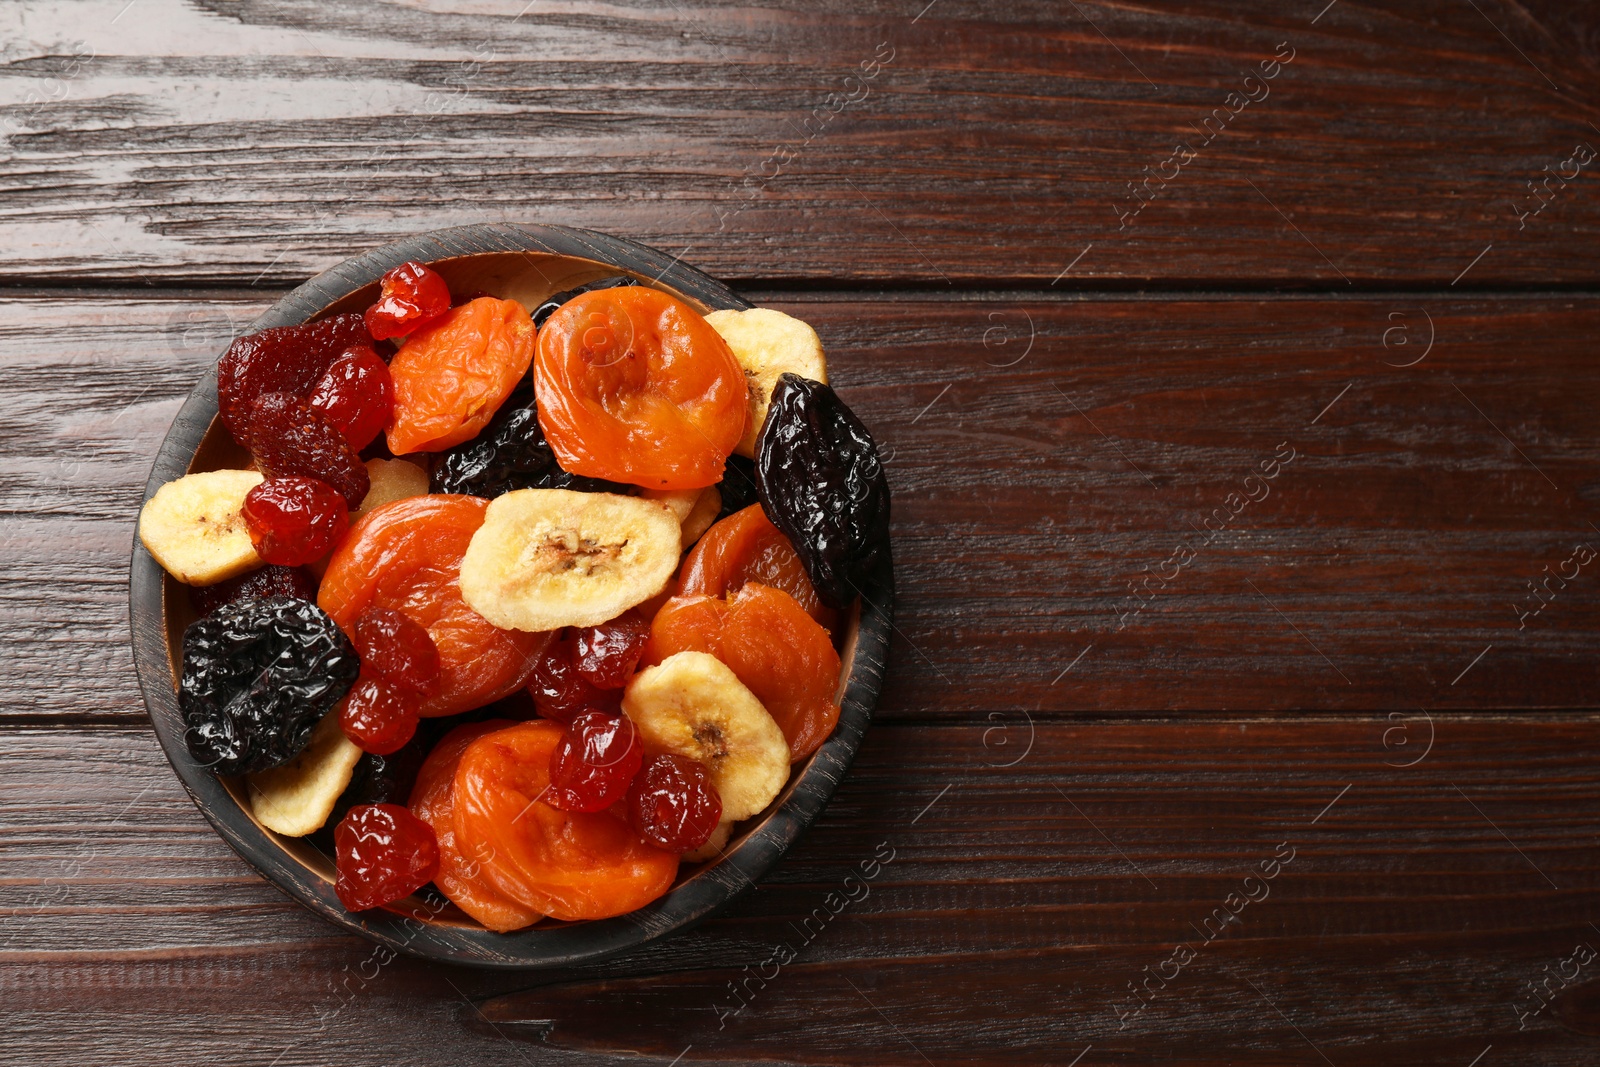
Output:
[{"xmin": 133, "ymin": 224, "xmax": 892, "ymax": 967}]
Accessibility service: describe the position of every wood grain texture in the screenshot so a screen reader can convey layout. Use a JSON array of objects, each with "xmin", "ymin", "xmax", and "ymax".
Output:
[
  {"xmin": 5, "ymin": 720, "xmax": 1600, "ymax": 1065},
  {"xmin": 6, "ymin": 291, "xmax": 1597, "ymax": 722},
  {"xmin": 2, "ymin": 0, "xmax": 1599, "ymax": 287}
]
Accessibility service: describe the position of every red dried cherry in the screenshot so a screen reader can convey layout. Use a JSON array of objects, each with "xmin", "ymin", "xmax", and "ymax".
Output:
[
  {"xmin": 217, "ymin": 313, "xmax": 372, "ymax": 444},
  {"xmin": 189, "ymin": 563, "xmax": 315, "ymax": 618},
  {"xmin": 365, "ymin": 261, "xmax": 451, "ymax": 341},
  {"xmin": 241, "ymin": 475, "xmax": 349, "ymax": 567},
  {"xmin": 575, "ymin": 611, "xmax": 650, "ymax": 690},
  {"xmin": 333, "ymin": 802, "xmax": 439, "ymax": 911},
  {"xmin": 352, "ymin": 606, "xmax": 440, "ymax": 695},
  {"xmin": 627, "ymin": 753, "xmax": 722, "ymax": 853},
  {"xmin": 527, "ymin": 630, "xmax": 620, "ymax": 724},
  {"xmin": 338, "ymin": 676, "xmax": 421, "ymax": 755},
  {"xmin": 547, "ymin": 711, "xmax": 643, "ymax": 813},
  {"xmin": 307, "ymin": 345, "xmax": 393, "ymax": 451},
  {"xmin": 246, "ymin": 392, "xmax": 370, "ymax": 508}
]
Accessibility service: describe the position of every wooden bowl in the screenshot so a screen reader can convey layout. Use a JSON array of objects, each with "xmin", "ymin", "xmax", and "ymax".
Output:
[{"xmin": 129, "ymin": 223, "xmax": 893, "ymax": 968}]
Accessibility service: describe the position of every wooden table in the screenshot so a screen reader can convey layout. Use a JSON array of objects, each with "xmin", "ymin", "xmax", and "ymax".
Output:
[{"xmin": 5, "ymin": 2, "xmax": 1599, "ymax": 1063}]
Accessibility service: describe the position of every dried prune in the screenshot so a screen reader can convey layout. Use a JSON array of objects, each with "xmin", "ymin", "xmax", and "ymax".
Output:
[
  {"xmin": 180, "ymin": 596, "xmax": 359, "ymax": 774},
  {"xmin": 754, "ymin": 374, "xmax": 890, "ymax": 610},
  {"xmin": 530, "ymin": 275, "xmax": 636, "ymax": 329},
  {"xmin": 246, "ymin": 392, "xmax": 370, "ymax": 509},
  {"xmin": 189, "ymin": 564, "xmax": 315, "ymax": 618},
  {"xmin": 429, "ymin": 387, "xmax": 631, "ymax": 498},
  {"xmin": 217, "ymin": 314, "xmax": 372, "ymax": 443},
  {"xmin": 717, "ymin": 454, "xmax": 760, "ymax": 520}
]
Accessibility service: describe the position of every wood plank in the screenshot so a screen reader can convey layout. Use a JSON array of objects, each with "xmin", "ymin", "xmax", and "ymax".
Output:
[
  {"xmin": 3, "ymin": 1, "xmax": 1599, "ymax": 286},
  {"xmin": 5, "ymin": 292, "xmax": 1600, "ymax": 720},
  {"xmin": 5, "ymin": 719, "xmax": 1600, "ymax": 1064}
]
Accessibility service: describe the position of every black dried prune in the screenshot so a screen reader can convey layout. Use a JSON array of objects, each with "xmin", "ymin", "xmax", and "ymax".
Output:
[
  {"xmin": 755, "ymin": 374, "xmax": 890, "ymax": 610},
  {"xmin": 531, "ymin": 275, "xmax": 637, "ymax": 329},
  {"xmin": 180, "ymin": 596, "xmax": 359, "ymax": 775},
  {"xmin": 189, "ymin": 564, "xmax": 316, "ymax": 619},
  {"xmin": 717, "ymin": 454, "xmax": 760, "ymax": 520},
  {"xmin": 430, "ymin": 387, "xmax": 632, "ymax": 498}
]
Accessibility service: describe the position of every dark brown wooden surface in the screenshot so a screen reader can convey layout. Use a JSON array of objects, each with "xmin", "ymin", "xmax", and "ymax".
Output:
[{"xmin": 4, "ymin": 0, "xmax": 1600, "ymax": 1063}]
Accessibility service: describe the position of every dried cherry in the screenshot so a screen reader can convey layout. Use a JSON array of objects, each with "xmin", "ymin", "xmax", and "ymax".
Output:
[
  {"xmin": 627, "ymin": 753, "xmax": 722, "ymax": 853},
  {"xmin": 339, "ymin": 676, "xmax": 422, "ymax": 755},
  {"xmin": 526, "ymin": 630, "xmax": 620, "ymax": 723},
  {"xmin": 246, "ymin": 392, "xmax": 370, "ymax": 509},
  {"xmin": 365, "ymin": 261, "xmax": 451, "ymax": 341},
  {"xmin": 574, "ymin": 611, "xmax": 649, "ymax": 690},
  {"xmin": 352, "ymin": 606, "xmax": 441, "ymax": 695},
  {"xmin": 546, "ymin": 711, "xmax": 642, "ymax": 812},
  {"xmin": 180, "ymin": 596, "xmax": 359, "ymax": 774},
  {"xmin": 307, "ymin": 345, "xmax": 393, "ymax": 451},
  {"xmin": 216, "ymin": 313, "xmax": 372, "ymax": 443},
  {"xmin": 530, "ymin": 275, "xmax": 636, "ymax": 328},
  {"xmin": 429, "ymin": 387, "xmax": 631, "ymax": 499},
  {"xmin": 333, "ymin": 803, "xmax": 440, "ymax": 911},
  {"xmin": 241, "ymin": 475, "xmax": 350, "ymax": 567},
  {"xmin": 755, "ymin": 374, "xmax": 890, "ymax": 610},
  {"xmin": 189, "ymin": 564, "xmax": 315, "ymax": 618}
]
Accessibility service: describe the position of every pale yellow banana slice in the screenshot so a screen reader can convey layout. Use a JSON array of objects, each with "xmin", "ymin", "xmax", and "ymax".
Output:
[
  {"xmin": 357, "ymin": 458, "xmax": 430, "ymax": 518},
  {"xmin": 458, "ymin": 488, "xmax": 680, "ymax": 631},
  {"xmin": 138, "ymin": 468, "xmax": 264, "ymax": 585},
  {"xmin": 680, "ymin": 487, "xmax": 721, "ymax": 551},
  {"xmin": 683, "ymin": 820, "xmax": 735, "ymax": 864},
  {"xmin": 702, "ymin": 308, "xmax": 828, "ymax": 458},
  {"xmin": 245, "ymin": 711, "xmax": 363, "ymax": 837},
  {"xmin": 622, "ymin": 651, "xmax": 790, "ymax": 822}
]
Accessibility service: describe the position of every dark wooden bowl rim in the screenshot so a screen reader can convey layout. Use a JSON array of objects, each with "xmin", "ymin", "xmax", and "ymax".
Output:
[{"xmin": 129, "ymin": 223, "xmax": 893, "ymax": 969}]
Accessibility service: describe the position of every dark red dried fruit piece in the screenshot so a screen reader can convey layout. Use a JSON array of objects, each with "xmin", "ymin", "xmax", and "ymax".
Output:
[
  {"xmin": 242, "ymin": 475, "xmax": 350, "ymax": 567},
  {"xmin": 574, "ymin": 611, "xmax": 649, "ymax": 690},
  {"xmin": 547, "ymin": 711, "xmax": 642, "ymax": 813},
  {"xmin": 339, "ymin": 676, "xmax": 421, "ymax": 755},
  {"xmin": 333, "ymin": 802, "xmax": 439, "ymax": 911},
  {"xmin": 365, "ymin": 261, "xmax": 451, "ymax": 341},
  {"xmin": 627, "ymin": 752, "xmax": 721, "ymax": 853},
  {"xmin": 527, "ymin": 630, "xmax": 620, "ymax": 724},
  {"xmin": 246, "ymin": 393, "xmax": 370, "ymax": 509},
  {"xmin": 189, "ymin": 564, "xmax": 315, "ymax": 618},
  {"xmin": 217, "ymin": 313, "xmax": 372, "ymax": 443},
  {"xmin": 308, "ymin": 345, "xmax": 393, "ymax": 451},
  {"xmin": 352, "ymin": 606, "xmax": 441, "ymax": 695}
]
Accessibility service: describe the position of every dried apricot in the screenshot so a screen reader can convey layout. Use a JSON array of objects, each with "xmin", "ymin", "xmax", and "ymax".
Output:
[
  {"xmin": 409, "ymin": 720, "xmax": 542, "ymax": 932},
  {"xmin": 452, "ymin": 721, "xmax": 678, "ymax": 921},
  {"xmin": 387, "ymin": 297, "xmax": 536, "ymax": 455},
  {"xmin": 678, "ymin": 504, "xmax": 836, "ymax": 631},
  {"xmin": 639, "ymin": 594, "xmax": 727, "ymax": 668},
  {"xmin": 722, "ymin": 584, "xmax": 841, "ymax": 762},
  {"xmin": 318, "ymin": 495, "xmax": 549, "ymax": 718},
  {"xmin": 641, "ymin": 585, "xmax": 840, "ymax": 762},
  {"xmin": 535, "ymin": 286, "xmax": 746, "ymax": 489}
]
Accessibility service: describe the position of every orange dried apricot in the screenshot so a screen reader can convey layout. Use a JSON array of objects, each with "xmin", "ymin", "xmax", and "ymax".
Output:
[
  {"xmin": 387, "ymin": 297, "xmax": 536, "ymax": 455},
  {"xmin": 641, "ymin": 584, "xmax": 841, "ymax": 762},
  {"xmin": 409, "ymin": 720, "xmax": 542, "ymax": 932},
  {"xmin": 678, "ymin": 504, "xmax": 836, "ymax": 631},
  {"xmin": 534, "ymin": 286, "xmax": 746, "ymax": 489},
  {"xmin": 451, "ymin": 721, "xmax": 678, "ymax": 921},
  {"xmin": 318, "ymin": 495, "xmax": 548, "ymax": 717}
]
